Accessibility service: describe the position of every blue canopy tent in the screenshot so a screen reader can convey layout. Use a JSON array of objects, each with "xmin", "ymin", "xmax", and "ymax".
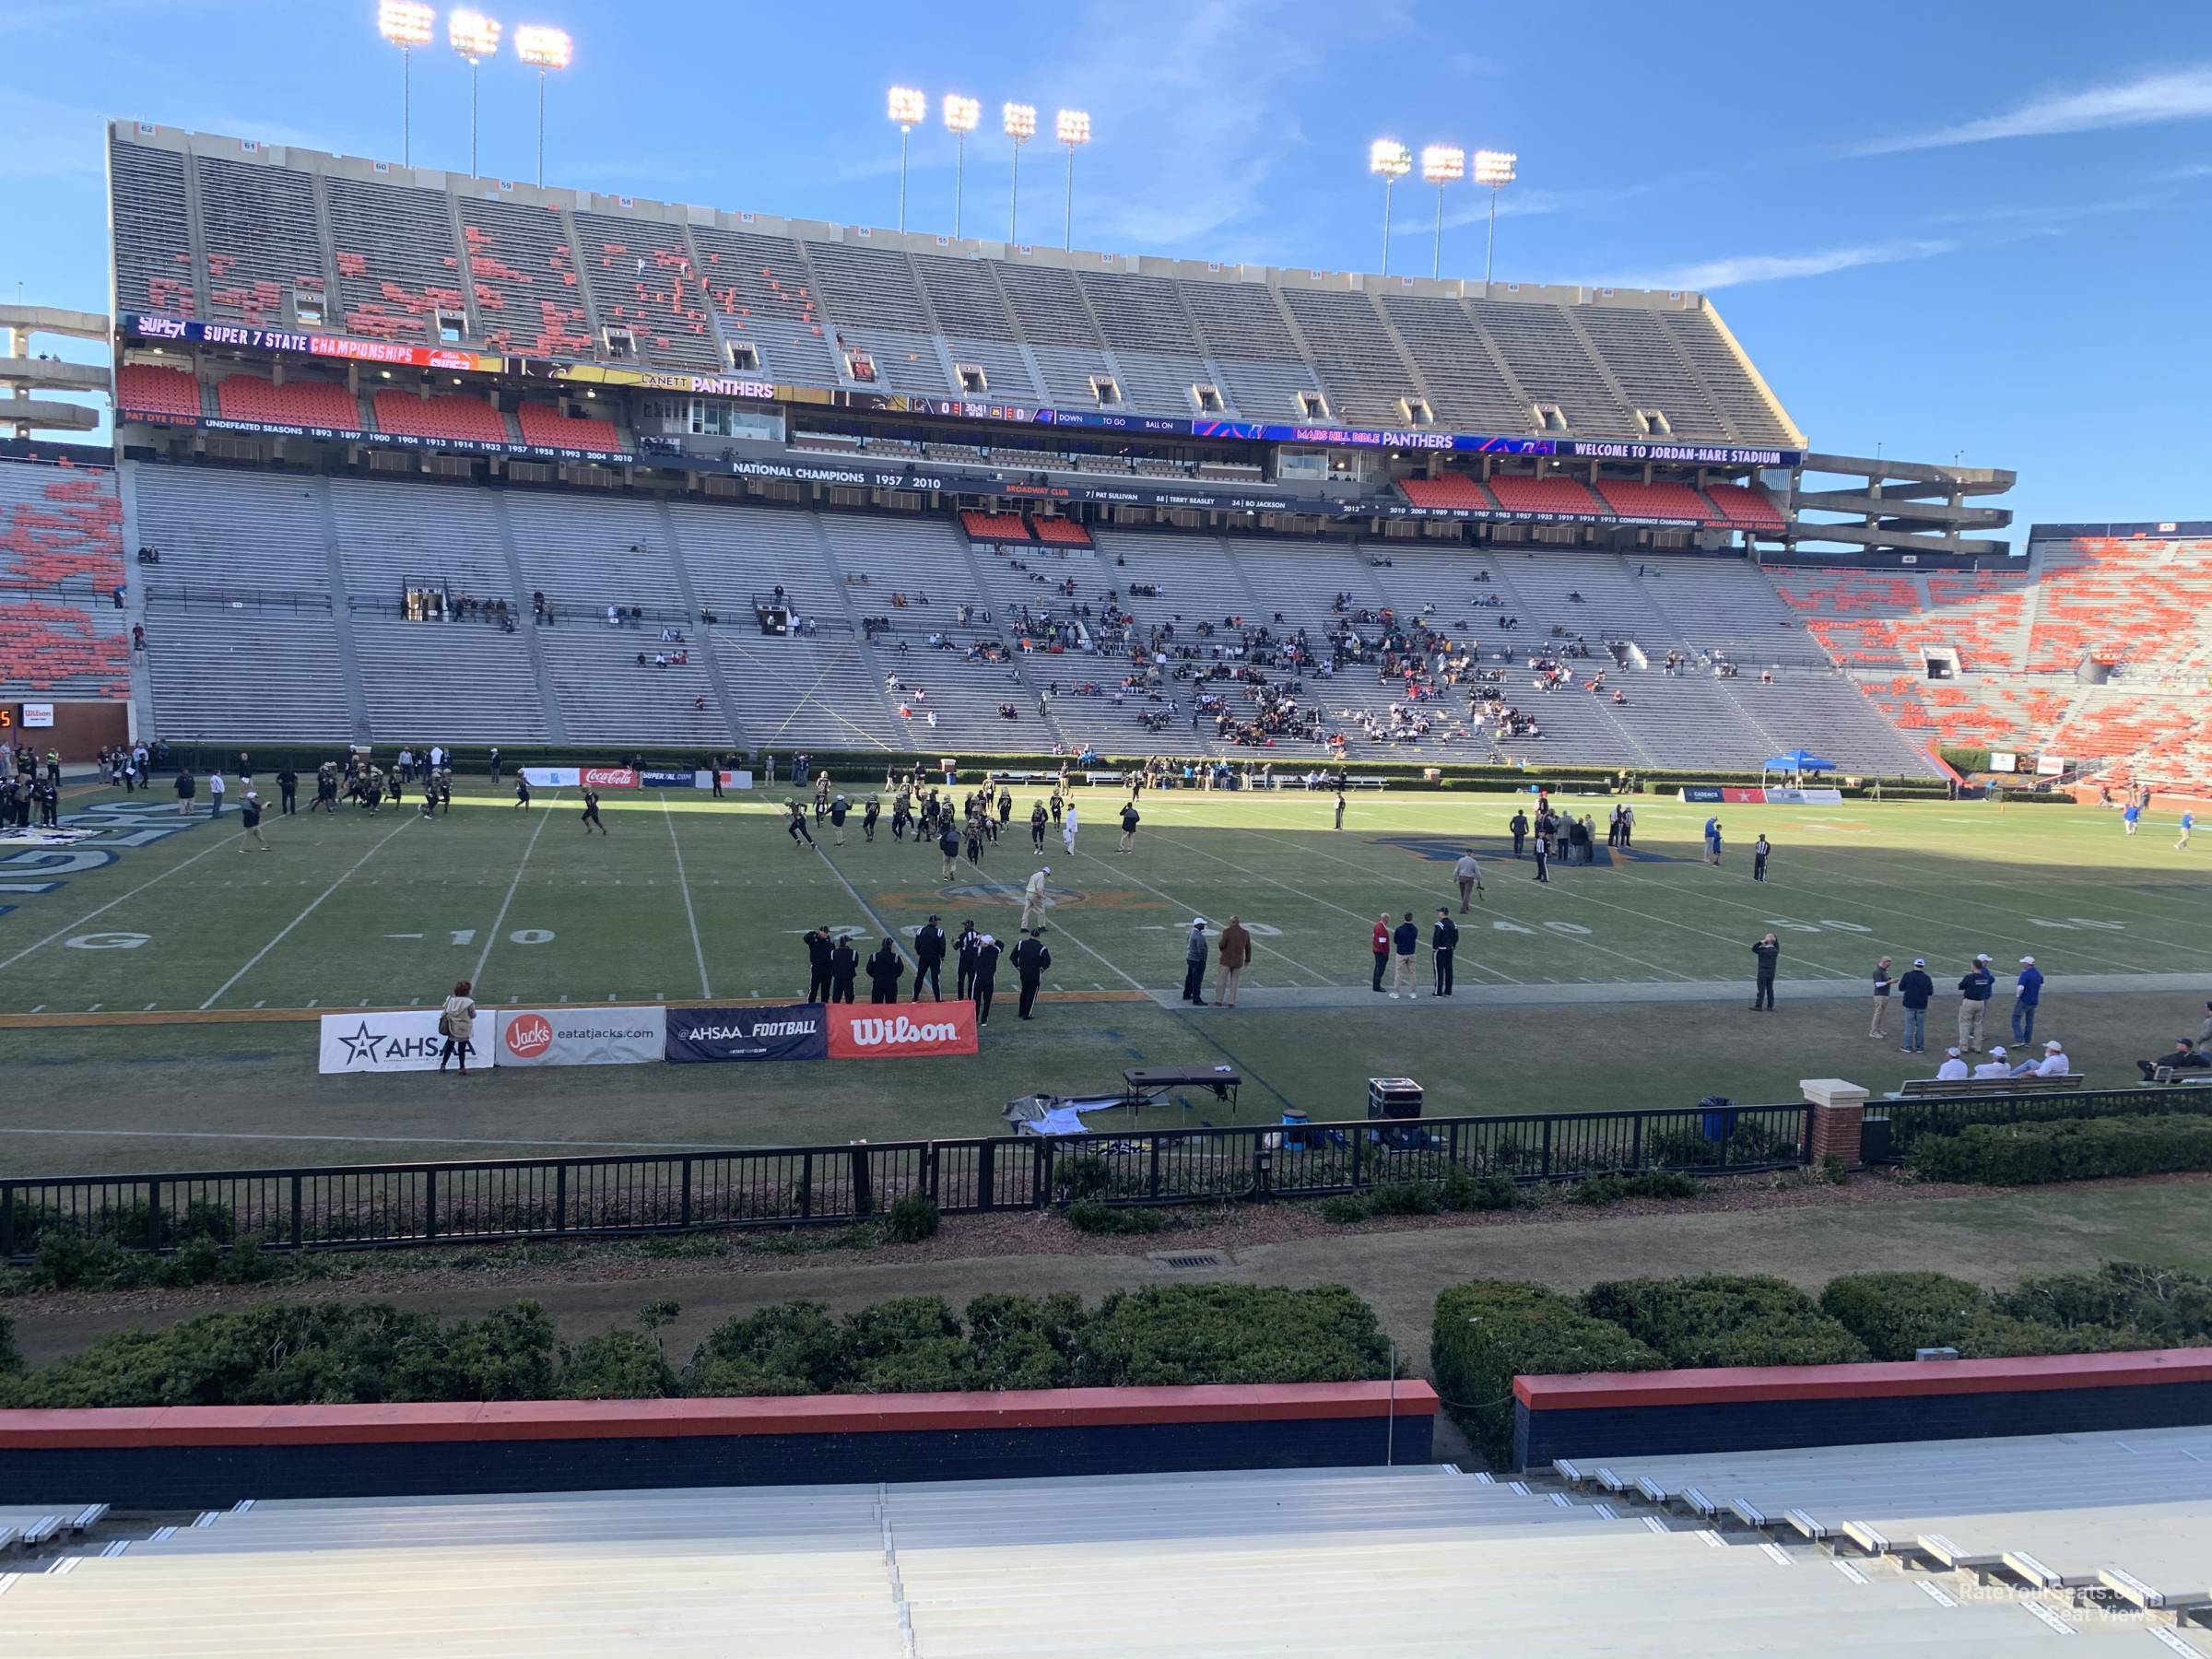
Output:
[{"xmin": 1762, "ymin": 748, "xmax": 1835, "ymax": 787}]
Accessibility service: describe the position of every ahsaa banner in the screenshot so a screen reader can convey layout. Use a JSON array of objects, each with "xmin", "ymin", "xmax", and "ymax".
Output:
[
  {"xmin": 318, "ymin": 1008, "xmax": 496, "ymax": 1074},
  {"xmin": 665, "ymin": 1003, "xmax": 828, "ymax": 1063},
  {"xmin": 520, "ymin": 767, "xmax": 578, "ymax": 787},
  {"xmin": 495, "ymin": 1006, "xmax": 665, "ymax": 1067},
  {"xmin": 826, "ymin": 1004, "xmax": 979, "ymax": 1060}
]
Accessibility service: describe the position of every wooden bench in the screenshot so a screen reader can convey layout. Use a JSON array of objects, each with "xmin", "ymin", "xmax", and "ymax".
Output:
[
  {"xmin": 2148, "ymin": 1068, "xmax": 2212, "ymax": 1088},
  {"xmin": 1887, "ymin": 1073, "xmax": 2086, "ymax": 1100}
]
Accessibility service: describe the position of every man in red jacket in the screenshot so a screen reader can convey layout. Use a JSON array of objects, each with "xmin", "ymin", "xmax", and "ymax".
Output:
[{"xmin": 1371, "ymin": 913, "xmax": 1391, "ymax": 994}]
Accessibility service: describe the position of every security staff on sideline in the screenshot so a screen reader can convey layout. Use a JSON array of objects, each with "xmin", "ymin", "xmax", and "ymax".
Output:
[
  {"xmin": 1509, "ymin": 809, "xmax": 1528, "ymax": 857},
  {"xmin": 276, "ymin": 766, "xmax": 299, "ymax": 815},
  {"xmin": 1432, "ymin": 908, "xmax": 1459, "ymax": 996},
  {"xmin": 955, "ymin": 921, "xmax": 982, "ymax": 1000},
  {"xmin": 1012, "ymin": 929, "xmax": 1052, "ymax": 1019},
  {"xmin": 866, "ymin": 938, "xmax": 904, "ymax": 1003},
  {"xmin": 805, "ymin": 926, "xmax": 835, "ymax": 1003},
  {"xmin": 913, "ymin": 915, "xmax": 947, "ymax": 1001},
  {"xmin": 972, "ymin": 934, "xmax": 1002, "ymax": 1026},
  {"xmin": 829, "ymin": 934, "xmax": 859, "ymax": 1004}
]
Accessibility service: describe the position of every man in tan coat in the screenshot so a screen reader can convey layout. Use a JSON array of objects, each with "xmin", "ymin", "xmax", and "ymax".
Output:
[{"xmin": 1215, "ymin": 915, "xmax": 1253, "ymax": 1007}]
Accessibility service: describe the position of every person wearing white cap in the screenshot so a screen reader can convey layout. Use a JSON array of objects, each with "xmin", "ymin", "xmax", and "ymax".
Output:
[
  {"xmin": 2012, "ymin": 956, "xmax": 2044, "ymax": 1046},
  {"xmin": 1957, "ymin": 953, "xmax": 1996, "ymax": 1053},
  {"xmin": 1935, "ymin": 1046, "xmax": 1971, "ymax": 1081},
  {"xmin": 1020, "ymin": 865, "xmax": 1051, "ymax": 933},
  {"xmin": 2013, "ymin": 1038, "xmax": 2070, "ymax": 1078},
  {"xmin": 1972, "ymin": 1045, "xmax": 2013, "ymax": 1080},
  {"xmin": 238, "ymin": 787, "xmax": 268, "ymax": 852},
  {"xmin": 1062, "ymin": 800, "xmax": 1079, "ymax": 855}
]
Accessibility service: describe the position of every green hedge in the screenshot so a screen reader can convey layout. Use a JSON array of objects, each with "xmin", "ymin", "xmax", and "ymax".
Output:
[
  {"xmin": 1818, "ymin": 1272, "xmax": 2139, "ymax": 1361},
  {"xmin": 1582, "ymin": 1275, "xmax": 1870, "ymax": 1368},
  {"xmin": 0, "ymin": 1284, "xmax": 1392, "ymax": 1409},
  {"xmin": 1431, "ymin": 1281, "xmax": 1664, "ymax": 1468},
  {"xmin": 1911, "ymin": 1115, "xmax": 2212, "ymax": 1184},
  {"xmin": 1994, "ymin": 1263, "xmax": 2212, "ymax": 1346}
]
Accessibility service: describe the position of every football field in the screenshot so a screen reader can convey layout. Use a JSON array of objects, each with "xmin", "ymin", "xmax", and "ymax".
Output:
[{"xmin": 0, "ymin": 779, "xmax": 2205, "ymax": 1173}]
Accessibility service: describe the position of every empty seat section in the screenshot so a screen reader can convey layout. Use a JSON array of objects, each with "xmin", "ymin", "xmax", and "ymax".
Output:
[
  {"xmin": 803, "ymin": 242, "xmax": 947, "ymax": 395},
  {"xmin": 1469, "ymin": 301, "xmax": 1635, "ymax": 434},
  {"xmin": 141, "ymin": 609, "xmax": 348, "ymax": 738},
  {"xmin": 458, "ymin": 197, "xmax": 594, "ymax": 359},
  {"xmin": 911, "ymin": 254, "xmax": 1043, "ymax": 405},
  {"xmin": 194, "ymin": 155, "xmax": 327, "ymax": 327},
  {"xmin": 132, "ymin": 464, "xmax": 328, "ymax": 591},
  {"xmin": 1076, "ymin": 271, "xmax": 1218, "ymax": 415},
  {"xmin": 961, "ymin": 511, "xmax": 1029, "ymax": 542},
  {"xmin": 539, "ymin": 630, "xmax": 725, "ymax": 746},
  {"xmin": 0, "ymin": 458, "xmax": 128, "ymax": 698},
  {"xmin": 691, "ymin": 227, "xmax": 841, "ymax": 386},
  {"xmin": 352, "ymin": 617, "xmax": 547, "ymax": 742},
  {"xmin": 715, "ymin": 629, "xmax": 909, "ymax": 752},
  {"xmin": 1380, "ymin": 295, "xmax": 1527, "ymax": 429},
  {"xmin": 670, "ymin": 500, "xmax": 841, "ymax": 622},
  {"xmin": 506, "ymin": 491, "xmax": 682, "ymax": 613},
  {"xmin": 995, "ymin": 265, "xmax": 1112, "ymax": 405},
  {"xmin": 1178, "ymin": 278, "xmax": 1324, "ymax": 420},
  {"xmin": 1702, "ymin": 483, "xmax": 1787, "ymax": 531},
  {"xmin": 328, "ymin": 477, "xmax": 508, "ymax": 600},
  {"xmin": 1575, "ymin": 308, "xmax": 1729, "ymax": 442},
  {"xmin": 1030, "ymin": 517, "xmax": 1092, "ymax": 547},
  {"xmin": 1399, "ymin": 476, "xmax": 1496, "ymax": 511},
  {"xmin": 326, "ymin": 177, "xmax": 470, "ymax": 346},
  {"xmin": 215, "ymin": 372, "xmax": 360, "ymax": 428},
  {"xmin": 1593, "ymin": 478, "xmax": 1712, "ymax": 522},
  {"xmin": 370, "ymin": 391, "xmax": 508, "ymax": 444},
  {"xmin": 1487, "ymin": 473, "xmax": 1603, "ymax": 515},
  {"xmin": 117, "ymin": 364, "xmax": 202, "ymax": 418},
  {"xmin": 573, "ymin": 211, "xmax": 721, "ymax": 371},
  {"xmin": 1277, "ymin": 288, "xmax": 1419, "ymax": 424},
  {"xmin": 109, "ymin": 137, "xmax": 195, "ymax": 316},
  {"xmin": 1659, "ymin": 309, "xmax": 1796, "ymax": 447},
  {"xmin": 516, "ymin": 402, "xmax": 622, "ymax": 453}
]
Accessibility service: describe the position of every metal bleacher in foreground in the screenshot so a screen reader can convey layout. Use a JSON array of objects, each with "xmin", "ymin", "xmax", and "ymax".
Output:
[{"xmin": 1, "ymin": 1465, "xmax": 2200, "ymax": 1655}]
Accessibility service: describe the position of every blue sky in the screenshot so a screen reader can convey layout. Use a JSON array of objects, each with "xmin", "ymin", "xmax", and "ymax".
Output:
[{"xmin": 4, "ymin": 0, "xmax": 2208, "ymax": 543}]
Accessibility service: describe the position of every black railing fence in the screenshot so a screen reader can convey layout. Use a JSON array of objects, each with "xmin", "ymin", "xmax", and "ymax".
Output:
[
  {"xmin": 1871, "ymin": 1085, "xmax": 2212, "ymax": 1160},
  {"xmin": 0, "ymin": 1101, "xmax": 1809, "ymax": 1261}
]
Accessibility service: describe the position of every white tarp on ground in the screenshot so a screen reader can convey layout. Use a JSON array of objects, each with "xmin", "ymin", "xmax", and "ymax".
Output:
[
  {"xmin": 494, "ymin": 1006, "xmax": 665, "ymax": 1066},
  {"xmin": 317, "ymin": 1008, "xmax": 497, "ymax": 1074}
]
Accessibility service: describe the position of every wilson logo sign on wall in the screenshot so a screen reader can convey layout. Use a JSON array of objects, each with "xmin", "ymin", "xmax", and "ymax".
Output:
[{"xmin": 827, "ymin": 1005, "xmax": 979, "ymax": 1059}]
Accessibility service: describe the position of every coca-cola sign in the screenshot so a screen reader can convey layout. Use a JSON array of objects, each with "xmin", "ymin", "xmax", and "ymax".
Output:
[
  {"xmin": 581, "ymin": 767, "xmax": 639, "ymax": 789},
  {"xmin": 827, "ymin": 1004, "xmax": 979, "ymax": 1060}
]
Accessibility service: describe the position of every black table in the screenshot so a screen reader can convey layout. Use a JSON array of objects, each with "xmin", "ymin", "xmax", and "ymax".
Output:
[{"xmin": 1123, "ymin": 1066, "xmax": 1242, "ymax": 1119}]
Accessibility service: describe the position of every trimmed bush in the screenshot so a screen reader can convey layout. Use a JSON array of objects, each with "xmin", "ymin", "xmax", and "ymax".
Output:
[
  {"xmin": 886, "ymin": 1192, "xmax": 941, "ymax": 1243},
  {"xmin": 0, "ymin": 1314, "xmax": 18, "ymax": 1377},
  {"xmin": 1432, "ymin": 1281, "xmax": 1663, "ymax": 1468},
  {"xmin": 1065, "ymin": 1199, "xmax": 1166, "ymax": 1235},
  {"xmin": 1912, "ymin": 1114, "xmax": 2212, "ymax": 1185},
  {"xmin": 1073, "ymin": 1285, "xmax": 1391, "ymax": 1388},
  {"xmin": 1572, "ymin": 1171, "xmax": 1698, "ymax": 1207},
  {"xmin": 1583, "ymin": 1276, "xmax": 1870, "ymax": 1368},
  {"xmin": 964, "ymin": 1292, "xmax": 1088, "ymax": 1390},
  {"xmin": 1318, "ymin": 1195, "xmax": 1371, "ymax": 1224},
  {"xmin": 556, "ymin": 1329, "xmax": 680, "ymax": 1399},
  {"xmin": 1819, "ymin": 1271, "xmax": 2133, "ymax": 1361},
  {"xmin": 836, "ymin": 1296, "xmax": 975, "ymax": 1394},
  {"xmin": 1994, "ymin": 1263, "xmax": 2212, "ymax": 1346},
  {"xmin": 682, "ymin": 1300, "xmax": 845, "ymax": 1397}
]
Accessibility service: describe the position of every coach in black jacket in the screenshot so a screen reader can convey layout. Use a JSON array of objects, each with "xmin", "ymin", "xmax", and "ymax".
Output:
[
  {"xmin": 1431, "ymin": 909, "xmax": 1459, "ymax": 996},
  {"xmin": 805, "ymin": 926, "xmax": 834, "ymax": 1003},
  {"xmin": 829, "ymin": 935, "xmax": 859, "ymax": 1004},
  {"xmin": 972, "ymin": 935, "xmax": 1003, "ymax": 1026},
  {"xmin": 913, "ymin": 916, "xmax": 947, "ymax": 1001},
  {"xmin": 1013, "ymin": 930, "xmax": 1053, "ymax": 1019},
  {"xmin": 866, "ymin": 939, "xmax": 904, "ymax": 1004}
]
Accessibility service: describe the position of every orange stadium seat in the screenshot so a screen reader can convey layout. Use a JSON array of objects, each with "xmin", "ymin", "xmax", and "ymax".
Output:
[
  {"xmin": 1398, "ymin": 475, "xmax": 1497, "ymax": 511},
  {"xmin": 217, "ymin": 372, "xmax": 361, "ymax": 429},
  {"xmin": 116, "ymin": 363, "xmax": 201, "ymax": 418},
  {"xmin": 1485, "ymin": 474, "xmax": 1602, "ymax": 515},
  {"xmin": 516, "ymin": 401, "xmax": 623, "ymax": 453},
  {"xmin": 1701, "ymin": 483, "xmax": 1786, "ymax": 531},
  {"xmin": 371, "ymin": 390, "xmax": 510, "ymax": 444},
  {"xmin": 1030, "ymin": 517, "xmax": 1093, "ymax": 547},
  {"xmin": 1593, "ymin": 478, "xmax": 1712, "ymax": 522},
  {"xmin": 960, "ymin": 511, "xmax": 1030, "ymax": 542}
]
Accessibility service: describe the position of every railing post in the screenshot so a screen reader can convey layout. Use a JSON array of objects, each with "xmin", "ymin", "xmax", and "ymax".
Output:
[
  {"xmin": 289, "ymin": 1175, "xmax": 303, "ymax": 1251},
  {"xmin": 976, "ymin": 1141, "xmax": 994, "ymax": 1213},
  {"xmin": 923, "ymin": 1142, "xmax": 939, "ymax": 1203},
  {"xmin": 1, "ymin": 1185, "xmax": 13, "ymax": 1261},
  {"xmin": 147, "ymin": 1178, "xmax": 162, "ymax": 1251},
  {"xmin": 1540, "ymin": 1119, "xmax": 1553, "ymax": 1180},
  {"xmin": 800, "ymin": 1152, "xmax": 813, "ymax": 1220},
  {"xmin": 1149, "ymin": 1135, "xmax": 1162, "ymax": 1201},
  {"xmin": 1033, "ymin": 1140, "xmax": 1051, "ymax": 1209},
  {"xmin": 849, "ymin": 1143, "xmax": 873, "ymax": 1218},
  {"xmin": 1630, "ymin": 1112, "xmax": 1643, "ymax": 1171},
  {"xmin": 1350, "ymin": 1125, "xmax": 1364, "ymax": 1192},
  {"xmin": 423, "ymin": 1170, "xmax": 438, "ymax": 1241},
  {"xmin": 555, "ymin": 1162, "xmax": 568, "ymax": 1231},
  {"xmin": 680, "ymin": 1157, "xmax": 694, "ymax": 1228}
]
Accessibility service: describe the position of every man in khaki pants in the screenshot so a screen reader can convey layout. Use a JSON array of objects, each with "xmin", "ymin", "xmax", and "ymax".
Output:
[
  {"xmin": 1215, "ymin": 915, "xmax": 1253, "ymax": 1007},
  {"xmin": 1869, "ymin": 957, "xmax": 1893, "ymax": 1040}
]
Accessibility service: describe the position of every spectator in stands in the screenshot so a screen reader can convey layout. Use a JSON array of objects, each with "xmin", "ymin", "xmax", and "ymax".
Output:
[
  {"xmin": 1935, "ymin": 1046, "xmax": 1970, "ymax": 1081},
  {"xmin": 2139, "ymin": 1039, "xmax": 2210, "ymax": 1082},
  {"xmin": 2011, "ymin": 957, "xmax": 2044, "ymax": 1045},
  {"xmin": 1898, "ymin": 959, "xmax": 1934, "ymax": 1053},
  {"xmin": 2012, "ymin": 1039, "xmax": 2071, "ymax": 1078},
  {"xmin": 132, "ymin": 623, "xmax": 145, "ymax": 652}
]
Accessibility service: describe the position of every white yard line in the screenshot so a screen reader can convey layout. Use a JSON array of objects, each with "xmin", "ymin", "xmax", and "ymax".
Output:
[
  {"xmin": 663, "ymin": 794, "xmax": 712, "ymax": 999},
  {"xmin": 942, "ymin": 857, "xmax": 1149, "ymax": 993},
  {"xmin": 0, "ymin": 818, "xmax": 238, "ymax": 976},
  {"xmin": 811, "ymin": 842, "xmax": 916, "ymax": 969},
  {"xmin": 1070, "ymin": 843, "xmax": 1339, "ymax": 988},
  {"xmin": 470, "ymin": 789, "xmax": 559, "ymax": 992},
  {"xmin": 198, "ymin": 816, "xmax": 416, "ymax": 1009}
]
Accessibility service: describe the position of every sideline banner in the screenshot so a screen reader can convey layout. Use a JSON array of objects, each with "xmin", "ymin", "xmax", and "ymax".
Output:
[
  {"xmin": 582, "ymin": 766, "xmax": 640, "ymax": 790},
  {"xmin": 827, "ymin": 1004, "xmax": 980, "ymax": 1060},
  {"xmin": 1766, "ymin": 786, "xmax": 1843, "ymax": 806},
  {"xmin": 521, "ymin": 767, "xmax": 578, "ymax": 787},
  {"xmin": 665, "ymin": 1003, "xmax": 828, "ymax": 1063},
  {"xmin": 496, "ymin": 1006, "xmax": 665, "ymax": 1067},
  {"xmin": 318, "ymin": 1008, "xmax": 496, "ymax": 1074},
  {"xmin": 1677, "ymin": 786, "xmax": 1724, "ymax": 803},
  {"xmin": 1721, "ymin": 786, "xmax": 1768, "ymax": 804}
]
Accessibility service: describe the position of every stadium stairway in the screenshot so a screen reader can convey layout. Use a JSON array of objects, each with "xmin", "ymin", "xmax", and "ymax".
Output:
[{"xmin": 1, "ymin": 1466, "xmax": 2182, "ymax": 1655}]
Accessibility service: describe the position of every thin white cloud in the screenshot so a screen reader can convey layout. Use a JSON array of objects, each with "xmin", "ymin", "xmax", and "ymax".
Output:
[
  {"xmin": 1583, "ymin": 239, "xmax": 1959, "ymax": 292},
  {"xmin": 1853, "ymin": 65, "xmax": 2212, "ymax": 155}
]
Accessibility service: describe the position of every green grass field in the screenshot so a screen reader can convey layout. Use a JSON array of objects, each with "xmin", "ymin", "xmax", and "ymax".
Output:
[{"xmin": 1, "ymin": 779, "xmax": 2206, "ymax": 1174}]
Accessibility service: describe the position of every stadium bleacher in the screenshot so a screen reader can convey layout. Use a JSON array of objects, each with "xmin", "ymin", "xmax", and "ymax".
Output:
[
  {"xmin": 369, "ymin": 390, "xmax": 510, "ymax": 445},
  {"xmin": 116, "ymin": 363, "xmax": 201, "ymax": 419},
  {"xmin": 4, "ymin": 1461, "xmax": 2189, "ymax": 1655},
  {"xmin": 111, "ymin": 128, "xmax": 1800, "ymax": 446},
  {"xmin": 0, "ymin": 459, "xmax": 130, "ymax": 700},
  {"xmin": 213, "ymin": 371, "xmax": 361, "ymax": 429}
]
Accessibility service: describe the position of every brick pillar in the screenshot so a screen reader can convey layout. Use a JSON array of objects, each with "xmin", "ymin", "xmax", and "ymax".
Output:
[{"xmin": 1800, "ymin": 1077, "xmax": 1869, "ymax": 1168}]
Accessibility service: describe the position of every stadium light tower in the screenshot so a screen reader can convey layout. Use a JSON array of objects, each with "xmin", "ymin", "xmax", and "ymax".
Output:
[
  {"xmin": 1420, "ymin": 145, "xmax": 1464, "ymax": 278},
  {"xmin": 448, "ymin": 10, "xmax": 501, "ymax": 177},
  {"xmin": 887, "ymin": 86, "xmax": 925, "ymax": 232},
  {"xmin": 943, "ymin": 94, "xmax": 980, "ymax": 238},
  {"xmin": 1474, "ymin": 148, "xmax": 1517, "ymax": 289},
  {"xmin": 514, "ymin": 26, "xmax": 571, "ymax": 189},
  {"xmin": 376, "ymin": 1, "xmax": 435, "ymax": 168},
  {"xmin": 1369, "ymin": 139, "xmax": 1411, "ymax": 276},
  {"xmin": 1055, "ymin": 109, "xmax": 1090, "ymax": 251},
  {"xmin": 1004, "ymin": 102, "xmax": 1037, "ymax": 243}
]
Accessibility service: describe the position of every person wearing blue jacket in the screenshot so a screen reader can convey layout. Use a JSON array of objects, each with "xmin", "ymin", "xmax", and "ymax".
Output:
[
  {"xmin": 1958, "ymin": 953, "xmax": 1996, "ymax": 1053},
  {"xmin": 2011, "ymin": 955, "xmax": 2045, "ymax": 1046}
]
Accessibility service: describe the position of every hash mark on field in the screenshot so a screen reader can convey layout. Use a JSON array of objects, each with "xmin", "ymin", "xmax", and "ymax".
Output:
[
  {"xmin": 86, "ymin": 1004, "xmax": 100, "ymax": 1012},
  {"xmin": 306, "ymin": 999, "xmax": 317, "ymax": 1008},
  {"xmin": 143, "ymin": 1002, "xmax": 156, "ymax": 1010},
  {"xmin": 252, "ymin": 1000, "xmax": 264, "ymax": 1009},
  {"xmin": 29, "ymin": 1005, "xmax": 42, "ymax": 1014}
]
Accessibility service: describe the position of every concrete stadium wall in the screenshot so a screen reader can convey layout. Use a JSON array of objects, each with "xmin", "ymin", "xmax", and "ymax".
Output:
[
  {"xmin": 1513, "ymin": 1349, "xmax": 2212, "ymax": 1471},
  {"xmin": 0, "ymin": 1381, "xmax": 1437, "ymax": 1509}
]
